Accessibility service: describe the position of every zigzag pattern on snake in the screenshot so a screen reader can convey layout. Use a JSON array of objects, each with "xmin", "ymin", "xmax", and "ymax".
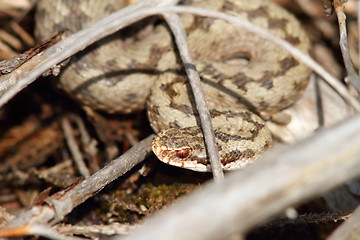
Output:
[{"xmin": 35, "ymin": 0, "xmax": 311, "ymax": 171}]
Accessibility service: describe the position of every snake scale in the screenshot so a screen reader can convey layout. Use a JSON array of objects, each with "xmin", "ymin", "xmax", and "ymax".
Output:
[{"xmin": 35, "ymin": 0, "xmax": 311, "ymax": 172}]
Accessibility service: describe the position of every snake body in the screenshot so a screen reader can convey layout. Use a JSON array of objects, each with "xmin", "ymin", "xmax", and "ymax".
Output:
[{"xmin": 35, "ymin": 0, "xmax": 311, "ymax": 171}]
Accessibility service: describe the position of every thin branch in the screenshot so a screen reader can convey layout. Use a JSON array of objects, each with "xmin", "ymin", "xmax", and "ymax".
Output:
[
  {"xmin": 162, "ymin": 13, "xmax": 224, "ymax": 181},
  {"xmin": 5, "ymin": 134, "xmax": 154, "ymax": 228},
  {"xmin": 334, "ymin": 0, "xmax": 360, "ymax": 93},
  {"xmin": 120, "ymin": 113, "xmax": 360, "ymax": 240},
  {"xmin": 61, "ymin": 117, "xmax": 90, "ymax": 178}
]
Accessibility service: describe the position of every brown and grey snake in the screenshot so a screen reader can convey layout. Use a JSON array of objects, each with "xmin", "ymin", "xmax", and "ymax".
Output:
[{"xmin": 35, "ymin": 0, "xmax": 311, "ymax": 172}]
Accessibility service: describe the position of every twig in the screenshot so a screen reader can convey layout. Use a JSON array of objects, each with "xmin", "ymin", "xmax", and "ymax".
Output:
[
  {"xmin": 162, "ymin": 13, "xmax": 224, "ymax": 181},
  {"xmin": 61, "ymin": 117, "xmax": 90, "ymax": 178},
  {"xmin": 5, "ymin": 134, "xmax": 154, "ymax": 228},
  {"xmin": 120, "ymin": 113, "xmax": 360, "ymax": 240},
  {"xmin": 333, "ymin": 0, "xmax": 360, "ymax": 93},
  {"xmin": 71, "ymin": 114, "xmax": 100, "ymax": 171}
]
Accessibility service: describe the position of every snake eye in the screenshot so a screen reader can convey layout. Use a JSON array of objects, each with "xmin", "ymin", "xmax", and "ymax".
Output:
[{"xmin": 176, "ymin": 149, "xmax": 190, "ymax": 159}]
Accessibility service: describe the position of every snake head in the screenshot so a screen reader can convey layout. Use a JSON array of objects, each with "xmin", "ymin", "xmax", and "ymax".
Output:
[
  {"xmin": 152, "ymin": 123, "xmax": 272, "ymax": 172},
  {"xmin": 152, "ymin": 127, "xmax": 213, "ymax": 172}
]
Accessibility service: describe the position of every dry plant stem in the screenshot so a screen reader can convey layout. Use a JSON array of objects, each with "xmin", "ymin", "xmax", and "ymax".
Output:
[
  {"xmin": 328, "ymin": 205, "xmax": 360, "ymax": 240},
  {"xmin": 70, "ymin": 114, "xmax": 100, "ymax": 171},
  {"xmin": 0, "ymin": 0, "xmax": 179, "ymax": 108},
  {"xmin": 163, "ymin": 13, "xmax": 224, "ymax": 181},
  {"xmin": 120, "ymin": 113, "xmax": 360, "ymax": 240},
  {"xmin": 334, "ymin": 0, "xmax": 360, "ymax": 93},
  {"xmin": 61, "ymin": 117, "xmax": 90, "ymax": 178},
  {"xmin": 159, "ymin": 6, "xmax": 360, "ymax": 111},
  {"xmin": 5, "ymin": 134, "xmax": 154, "ymax": 227}
]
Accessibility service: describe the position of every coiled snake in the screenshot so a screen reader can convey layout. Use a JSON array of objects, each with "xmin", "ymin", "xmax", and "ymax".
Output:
[{"xmin": 35, "ymin": 0, "xmax": 311, "ymax": 171}]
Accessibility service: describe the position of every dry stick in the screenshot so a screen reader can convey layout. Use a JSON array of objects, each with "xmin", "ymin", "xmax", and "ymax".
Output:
[
  {"xmin": 0, "ymin": 0, "xmax": 179, "ymax": 108},
  {"xmin": 120, "ymin": 113, "xmax": 360, "ymax": 240},
  {"xmin": 334, "ymin": 0, "xmax": 360, "ymax": 93},
  {"xmin": 327, "ymin": 205, "xmax": 360, "ymax": 240},
  {"xmin": 158, "ymin": 6, "xmax": 360, "ymax": 110},
  {"xmin": 5, "ymin": 134, "xmax": 154, "ymax": 228},
  {"xmin": 61, "ymin": 117, "xmax": 90, "ymax": 178},
  {"xmin": 72, "ymin": 115, "xmax": 100, "ymax": 171},
  {"xmin": 163, "ymin": 13, "xmax": 224, "ymax": 181}
]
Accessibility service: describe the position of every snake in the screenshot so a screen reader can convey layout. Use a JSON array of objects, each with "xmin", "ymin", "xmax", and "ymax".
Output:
[{"xmin": 35, "ymin": 0, "xmax": 311, "ymax": 172}]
